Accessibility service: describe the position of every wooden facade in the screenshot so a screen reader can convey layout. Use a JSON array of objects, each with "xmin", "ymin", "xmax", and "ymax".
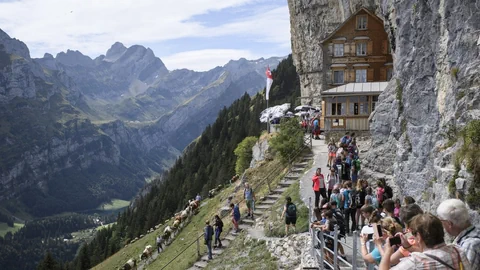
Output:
[{"xmin": 320, "ymin": 8, "xmax": 392, "ymax": 131}]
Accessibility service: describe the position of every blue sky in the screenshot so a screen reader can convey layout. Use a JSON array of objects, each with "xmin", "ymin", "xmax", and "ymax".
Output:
[{"xmin": 0, "ymin": 0, "xmax": 291, "ymax": 71}]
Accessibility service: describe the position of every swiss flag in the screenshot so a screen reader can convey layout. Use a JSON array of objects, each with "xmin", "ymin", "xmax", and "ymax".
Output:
[{"xmin": 266, "ymin": 66, "xmax": 273, "ymax": 100}]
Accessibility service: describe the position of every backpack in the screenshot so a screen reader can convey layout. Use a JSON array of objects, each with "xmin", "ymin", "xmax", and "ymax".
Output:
[
  {"xmin": 353, "ymin": 159, "xmax": 361, "ymax": 171},
  {"xmin": 354, "ymin": 190, "xmax": 362, "ymax": 208},
  {"xmin": 341, "ymin": 136, "xmax": 348, "ymax": 145},
  {"xmin": 349, "ymin": 190, "xmax": 358, "ymax": 209},
  {"xmin": 336, "ymin": 164, "xmax": 343, "ymax": 176},
  {"xmin": 286, "ymin": 203, "xmax": 297, "ymax": 217},
  {"xmin": 384, "ymin": 185, "xmax": 393, "ymax": 199},
  {"xmin": 333, "ymin": 209, "xmax": 346, "ymax": 237},
  {"xmin": 371, "ymin": 195, "xmax": 378, "ymax": 208}
]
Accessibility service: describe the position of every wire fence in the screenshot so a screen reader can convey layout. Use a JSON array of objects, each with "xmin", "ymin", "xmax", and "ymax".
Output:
[{"xmin": 158, "ymin": 134, "xmax": 312, "ymax": 269}]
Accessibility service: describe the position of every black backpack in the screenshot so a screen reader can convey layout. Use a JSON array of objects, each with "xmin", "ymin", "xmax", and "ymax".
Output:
[
  {"xmin": 384, "ymin": 185, "xmax": 393, "ymax": 199},
  {"xmin": 333, "ymin": 209, "xmax": 346, "ymax": 237},
  {"xmin": 286, "ymin": 203, "xmax": 297, "ymax": 217},
  {"xmin": 351, "ymin": 190, "xmax": 360, "ymax": 209}
]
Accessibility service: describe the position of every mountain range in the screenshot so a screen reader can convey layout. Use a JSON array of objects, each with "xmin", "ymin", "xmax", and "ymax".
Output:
[{"xmin": 0, "ymin": 28, "xmax": 283, "ymax": 217}]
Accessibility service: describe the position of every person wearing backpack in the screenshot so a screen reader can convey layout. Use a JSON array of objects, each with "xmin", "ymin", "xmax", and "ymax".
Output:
[
  {"xmin": 355, "ymin": 180, "xmax": 368, "ymax": 230},
  {"xmin": 341, "ymin": 158, "xmax": 350, "ymax": 182},
  {"xmin": 340, "ymin": 132, "xmax": 350, "ymax": 147},
  {"xmin": 326, "ymin": 168, "xmax": 338, "ymax": 201},
  {"xmin": 204, "ymin": 220, "xmax": 214, "ymax": 260},
  {"xmin": 341, "ymin": 181, "xmax": 356, "ymax": 235},
  {"xmin": 376, "ymin": 180, "xmax": 386, "ymax": 206},
  {"xmin": 281, "ymin": 196, "xmax": 297, "ymax": 235},
  {"xmin": 213, "ymin": 215, "xmax": 223, "ymax": 248},
  {"xmin": 243, "ymin": 182, "xmax": 256, "ymax": 220},
  {"xmin": 329, "ymin": 201, "xmax": 346, "ymax": 238}
]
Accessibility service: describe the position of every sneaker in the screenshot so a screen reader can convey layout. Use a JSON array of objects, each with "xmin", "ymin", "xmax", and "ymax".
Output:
[
  {"xmin": 251, "ymin": 215, "xmax": 254, "ymax": 220},
  {"xmin": 245, "ymin": 213, "xmax": 250, "ymax": 218}
]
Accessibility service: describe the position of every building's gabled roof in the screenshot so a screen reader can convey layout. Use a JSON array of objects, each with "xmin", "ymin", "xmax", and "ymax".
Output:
[
  {"xmin": 322, "ymin": 82, "xmax": 388, "ymax": 96},
  {"xmin": 321, "ymin": 7, "xmax": 383, "ymax": 44}
]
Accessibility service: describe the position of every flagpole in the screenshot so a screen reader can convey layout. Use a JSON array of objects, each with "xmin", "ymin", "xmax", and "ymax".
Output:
[{"xmin": 266, "ymin": 99, "xmax": 269, "ymax": 133}]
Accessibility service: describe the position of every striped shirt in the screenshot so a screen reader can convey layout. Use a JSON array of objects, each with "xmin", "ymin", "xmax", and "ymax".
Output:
[
  {"xmin": 391, "ymin": 243, "xmax": 472, "ymax": 270},
  {"xmin": 454, "ymin": 225, "xmax": 480, "ymax": 267}
]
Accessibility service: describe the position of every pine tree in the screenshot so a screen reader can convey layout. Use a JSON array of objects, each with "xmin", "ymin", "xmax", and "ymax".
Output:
[{"xmin": 37, "ymin": 252, "xmax": 59, "ymax": 270}]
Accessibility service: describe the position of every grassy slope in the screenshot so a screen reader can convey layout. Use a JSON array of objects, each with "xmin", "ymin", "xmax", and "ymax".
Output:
[
  {"xmin": 92, "ymin": 147, "xmax": 292, "ymax": 270},
  {"xmin": 264, "ymin": 181, "xmax": 309, "ymax": 237},
  {"xmin": 96, "ymin": 199, "xmax": 130, "ymax": 211},
  {"xmin": 204, "ymin": 232, "xmax": 278, "ymax": 270},
  {"xmin": 0, "ymin": 222, "xmax": 24, "ymax": 237}
]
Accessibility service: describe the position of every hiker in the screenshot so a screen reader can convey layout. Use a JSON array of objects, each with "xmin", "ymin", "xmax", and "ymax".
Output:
[
  {"xmin": 340, "ymin": 157, "xmax": 350, "ymax": 182},
  {"xmin": 156, "ymin": 234, "xmax": 163, "ymax": 253},
  {"xmin": 326, "ymin": 168, "xmax": 338, "ymax": 201},
  {"xmin": 437, "ymin": 199, "xmax": 480, "ymax": 266},
  {"xmin": 327, "ymin": 139, "xmax": 337, "ymax": 167},
  {"xmin": 403, "ymin": 196, "xmax": 416, "ymax": 205},
  {"xmin": 213, "ymin": 215, "xmax": 223, "ymax": 248},
  {"xmin": 340, "ymin": 132, "xmax": 350, "ymax": 148},
  {"xmin": 382, "ymin": 199, "xmax": 403, "ymax": 227},
  {"xmin": 376, "ymin": 180, "xmax": 386, "ymax": 206},
  {"xmin": 313, "ymin": 117, "xmax": 320, "ymax": 139},
  {"xmin": 244, "ymin": 182, "xmax": 255, "ymax": 219},
  {"xmin": 355, "ymin": 180, "xmax": 368, "ymax": 230},
  {"xmin": 195, "ymin": 193, "xmax": 202, "ymax": 202},
  {"xmin": 365, "ymin": 187, "xmax": 375, "ymax": 207},
  {"xmin": 394, "ymin": 199, "xmax": 401, "ymax": 218},
  {"xmin": 230, "ymin": 203, "xmax": 240, "ymax": 233},
  {"xmin": 204, "ymin": 220, "xmax": 214, "ymax": 260},
  {"xmin": 351, "ymin": 163, "xmax": 358, "ymax": 184},
  {"xmin": 341, "ymin": 181, "xmax": 356, "ymax": 235},
  {"xmin": 379, "ymin": 213, "xmax": 472, "ymax": 270},
  {"xmin": 312, "ymin": 168, "xmax": 326, "ymax": 208},
  {"xmin": 281, "ymin": 196, "xmax": 297, "ymax": 235},
  {"xmin": 330, "ymin": 187, "xmax": 342, "ymax": 210},
  {"xmin": 329, "ymin": 201, "xmax": 346, "ymax": 238},
  {"xmin": 361, "ymin": 217, "xmax": 403, "ymax": 266},
  {"xmin": 387, "ymin": 203, "xmax": 424, "ymax": 265}
]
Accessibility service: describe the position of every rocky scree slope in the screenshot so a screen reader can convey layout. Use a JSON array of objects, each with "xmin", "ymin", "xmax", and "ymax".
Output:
[
  {"xmin": 0, "ymin": 28, "xmax": 282, "ymax": 217},
  {"xmin": 287, "ymin": 0, "xmax": 480, "ymax": 217}
]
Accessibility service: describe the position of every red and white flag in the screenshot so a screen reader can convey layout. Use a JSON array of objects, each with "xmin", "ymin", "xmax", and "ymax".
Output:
[{"xmin": 265, "ymin": 66, "xmax": 273, "ymax": 100}]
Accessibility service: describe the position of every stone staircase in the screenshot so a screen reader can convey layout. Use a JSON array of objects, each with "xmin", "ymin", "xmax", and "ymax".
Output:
[{"xmin": 187, "ymin": 156, "xmax": 312, "ymax": 270}]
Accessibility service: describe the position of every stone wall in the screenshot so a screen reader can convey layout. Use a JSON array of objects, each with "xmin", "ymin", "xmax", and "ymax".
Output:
[{"xmin": 287, "ymin": 0, "xmax": 480, "ymax": 219}]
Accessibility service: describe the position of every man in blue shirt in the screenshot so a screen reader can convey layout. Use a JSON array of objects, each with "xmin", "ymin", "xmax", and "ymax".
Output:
[{"xmin": 204, "ymin": 220, "xmax": 214, "ymax": 260}]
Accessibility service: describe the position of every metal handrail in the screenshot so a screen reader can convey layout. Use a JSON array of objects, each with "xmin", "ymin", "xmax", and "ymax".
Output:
[{"xmin": 160, "ymin": 233, "xmax": 204, "ymax": 270}]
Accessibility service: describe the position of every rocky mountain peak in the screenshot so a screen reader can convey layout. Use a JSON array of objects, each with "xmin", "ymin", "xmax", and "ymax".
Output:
[
  {"xmin": 56, "ymin": 49, "xmax": 94, "ymax": 67},
  {"xmin": 105, "ymin": 41, "xmax": 127, "ymax": 62},
  {"xmin": 0, "ymin": 28, "xmax": 31, "ymax": 59}
]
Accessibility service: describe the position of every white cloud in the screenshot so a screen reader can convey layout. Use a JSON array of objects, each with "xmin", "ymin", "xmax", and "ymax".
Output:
[
  {"xmin": 162, "ymin": 49, "xmax": 259, "ymax": 71},
  {"xmin": 0, "ymin": 0, "xmax": 291, "ymax": 69}
]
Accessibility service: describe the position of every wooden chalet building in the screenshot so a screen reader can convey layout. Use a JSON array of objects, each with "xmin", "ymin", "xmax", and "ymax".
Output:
[{"xmin": 321, "ymin": 7, "xmax": 393, "ymax": 131}]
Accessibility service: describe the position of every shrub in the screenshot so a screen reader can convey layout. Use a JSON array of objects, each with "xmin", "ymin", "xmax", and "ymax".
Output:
[
  {"xmin": 234, "ymin": 136, "xmax": 258, "ymax": 175},
  {"xmin": 451, "ymin": 67, "xmax": 459, "ymax": 79},
  {"xmin": 269, "ymin": 118, "xmax": 304, "ymax": 163}
]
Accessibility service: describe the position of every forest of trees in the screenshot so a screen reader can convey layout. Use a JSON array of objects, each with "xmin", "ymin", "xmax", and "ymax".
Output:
[
  {"xmin": 34, "ymin": 55, "xmax": 300, "ymax": 269},
  {"xmin": 0, "ymin": 213, "xmax": 117, "ymax": 270}
]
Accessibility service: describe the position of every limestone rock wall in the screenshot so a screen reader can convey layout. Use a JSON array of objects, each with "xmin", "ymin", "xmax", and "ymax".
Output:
[{"xmin": 288, "ymin": 0, "xmax": 480, "ymax": 218}]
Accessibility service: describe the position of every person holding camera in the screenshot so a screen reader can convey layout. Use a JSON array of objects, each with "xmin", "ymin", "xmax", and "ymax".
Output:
[
  {"xmin": 379, "ymin": 213, "xmax": 472, "ymax": 270},
  {"xmin": 360, "ymin": 217, "xmax": 402, "ymax": 265}
]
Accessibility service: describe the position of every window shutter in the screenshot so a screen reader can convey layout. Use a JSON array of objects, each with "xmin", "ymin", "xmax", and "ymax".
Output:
[
  {"xmin": 367, "ymin": 41, "xmax": 373, "ymax": 55},
  {"xmin": 328, "ymin": 43, "xmax": 334, "ymax": 56},
  {"xmin": 380, "ymin": 67, "xmax": 387, "ymax": 81},
  {"xmin": 367, "ymin": 68, "xmax": 374, "ymax": 82},
  {"xmin": 382, "ymin": 40, "xmax": 388, "ymax": 54},
  {"xmin": 344, "ymin": 43, "xmax": 350, "ymax": 55}
]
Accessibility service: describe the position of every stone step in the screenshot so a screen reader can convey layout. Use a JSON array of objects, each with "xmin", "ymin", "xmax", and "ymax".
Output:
[
  {"xmin": 253, "ymin": 210, "xmax": 265, "ymax": 216},
  {"xmin": 242, "ymin": 218, "xmax": 255, "ymax": 224},
  {"xmin": 212, "ymin": 249, "xmax": 224, "ymax": 255},
  {"xmin": 291, "ymin": 167, "xmax": 304, "ymax": 172},
  {"xmin": 272, "ymin": 187, "xmax": 288, "ymax": 194},
  {"xmin": 187, "ymin": 266, "xmax": 203, "ymax": 270},
  {"xmin": 284, "ymin": 174, "xmax": 300, "ymax": 180},
  {"xmin": 239, "ymin": 224, "xmax": 252, "ymax": 230},
  {"xmin": 201, "ymin": 255, "xmax": 210, "ymax": 262},
  {"xmin": 225, "ymin": 234, "xmax": 236, "ymax": 241},
  {"xmin": 265, "ymin": 194, "xmax": 282, "ymax": 200},
  {"xmin": 259, "ymin": 199, "xmax": 276, "ymax": 205},
  {"xmin": 194, "ymin": 261, "xmax": 208, "ymax": 268},
  {"xmin": 294, "ymin": 162, "xmax": 309, "ymax": 167},
  {"xmin": 279, "ymin": 180, "xmax": 296, "ymax": 187},
  {"xmin": 255, "ymin": 204, "xmax": 272, "ymax": 210}
]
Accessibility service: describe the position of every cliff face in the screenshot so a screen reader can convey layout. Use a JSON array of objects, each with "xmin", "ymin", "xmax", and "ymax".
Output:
[{"xmin": 288, "ymin": 0, "xmax": 480, "ymax": 215}]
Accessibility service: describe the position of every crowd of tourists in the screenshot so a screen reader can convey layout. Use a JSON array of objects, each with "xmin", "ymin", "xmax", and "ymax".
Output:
[{"xmin": 310, "ymin": 133, "xmax": 480, "ymax": 270}]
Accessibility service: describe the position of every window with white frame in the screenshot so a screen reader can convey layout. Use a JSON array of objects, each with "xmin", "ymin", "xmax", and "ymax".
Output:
[
  {"xmin": 333, "ymin": 70, "xmax": 344, "ymax": 84},
  {"xmin": 355, "ymin": 69, "xmax": 367, "ymax": 82},
  {"xmin": 334, "ymin": 44, "xmax": 344, "ymax": 57},
  {"xmin": 356, "ymin": 43, "xmax": 367, "ymax": 56},
  {"xmin": 357, "ymin": 15, "xmax": 367, "ymax": 30}
]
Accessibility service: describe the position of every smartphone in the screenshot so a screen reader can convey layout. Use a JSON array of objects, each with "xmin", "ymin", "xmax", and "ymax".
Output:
[
  {"xmin": 376, "ymin": 224, "xmax": 383, "ymax": 237},
  {"xmin": 389, "ymin": 236, "xmax": 401, "ymax": 245},
  {"xmin": 367, "ymin": 233, "xmax": 373, "ymax": 240}
]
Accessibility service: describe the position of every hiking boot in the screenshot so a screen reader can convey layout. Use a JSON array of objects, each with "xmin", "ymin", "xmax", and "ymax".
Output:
[
  {"xmin": 251, "ymin": 214, "xmax": 254, "ymax": 220},
  {"xmin": 245, "ymin": 213, "xmax": 251, "ymax": 218}
]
